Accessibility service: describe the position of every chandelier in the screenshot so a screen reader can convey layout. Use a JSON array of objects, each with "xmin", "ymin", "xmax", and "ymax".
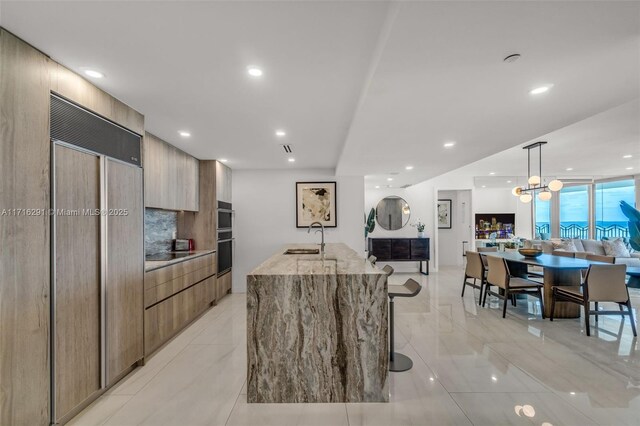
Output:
[{"xmin": 511, "ymin": 141, "xmax": 563, "ymax": 203}]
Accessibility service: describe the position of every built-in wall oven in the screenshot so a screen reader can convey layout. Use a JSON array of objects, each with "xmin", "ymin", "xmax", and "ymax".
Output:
[{"xmin": 217, "ymin": 201, "xmax": 234, "ymax": 275}]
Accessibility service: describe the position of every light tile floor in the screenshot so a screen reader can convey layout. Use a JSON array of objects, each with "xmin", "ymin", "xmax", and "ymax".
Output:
[{"xmin": 69, "ymin": 266, "xmax": 640, "ymax": 426}]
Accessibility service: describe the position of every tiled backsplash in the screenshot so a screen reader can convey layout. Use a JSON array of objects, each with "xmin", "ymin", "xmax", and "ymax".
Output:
[{"xmin": 145, "ymin": 208, "xmax": 177, "ymax": 255}]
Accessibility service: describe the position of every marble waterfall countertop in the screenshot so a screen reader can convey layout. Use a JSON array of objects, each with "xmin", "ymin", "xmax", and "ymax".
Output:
[
  {"xmin": 248, "ymin": 243, "xmax": 381, "ymax": 276},
  {"xmin": 247, "ymin": 243, "xmax": 389, "ymax": 403}
]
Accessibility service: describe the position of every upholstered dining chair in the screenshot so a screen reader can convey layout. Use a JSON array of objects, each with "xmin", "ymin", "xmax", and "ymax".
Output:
[
  {"xmin": 552, "ymin": 250, "xmax": 575, "ymax": 258},
  {"xmin": 462, "ymin": 251, "xmax": 486, "ymax": 305},
  {"xmin": 368, "ymin": 255, "xmax": 377, "ymax": 265},
  {"xmin": 382, "ymin": 265, "xmax": 394, "ymax": 276},
  {"xmin": 476, "ymin": 246, "xmax": 498, "ymax": 267},
  {"xmin": 483, "ymin": 256, "xmax": 545, "ymax": 319},
  {"xmin": 550, "ymin": 264, "xmax": 636, "ymax": 337},
  {"xmin": 585, "ymin": 253, "xmax": 615, "ymax": 264}
]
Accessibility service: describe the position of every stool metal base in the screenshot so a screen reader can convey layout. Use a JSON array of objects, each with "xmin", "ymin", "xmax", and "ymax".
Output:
[{"xmin": 389, "ymin": 352, "xmax": 413, "ymax": 372}]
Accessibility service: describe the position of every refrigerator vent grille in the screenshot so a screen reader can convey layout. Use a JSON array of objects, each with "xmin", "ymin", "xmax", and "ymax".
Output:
[{"xmin": 50, "ymin": 94, "xmax": 141, "ymax": 166}]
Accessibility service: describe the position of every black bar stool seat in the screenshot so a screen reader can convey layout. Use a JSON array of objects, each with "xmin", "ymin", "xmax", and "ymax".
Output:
[{"xmin": 388, "ymin": 278, "xmax": 422, "ymax": 372}]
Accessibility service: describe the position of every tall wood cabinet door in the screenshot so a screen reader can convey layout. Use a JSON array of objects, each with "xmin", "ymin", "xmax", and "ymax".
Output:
[
  {"xmin": 53, "ymin": 144, "xmax": 101, "ymax": 421},
  {"xmin": 216, "ymin": 161, "xmax": 232, "ymax": 203},
  {"xmin": 106, "ymin": 159, "xmax": 144, "ymax": 385}
]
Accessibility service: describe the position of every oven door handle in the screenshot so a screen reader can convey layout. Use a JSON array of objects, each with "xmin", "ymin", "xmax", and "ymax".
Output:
[{"xmin": 218, "ymin": 238, "xmax": 234, "ymax": 243}]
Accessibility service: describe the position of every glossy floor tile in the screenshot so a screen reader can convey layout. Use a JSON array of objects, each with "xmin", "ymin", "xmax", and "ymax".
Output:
[{"xmin": 72, "ymin": 266, "xmax": 639, "ymax": 425}]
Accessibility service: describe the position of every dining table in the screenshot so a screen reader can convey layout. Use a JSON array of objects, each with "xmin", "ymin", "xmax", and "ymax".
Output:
[{"xmin": 482, "ymin": 252, "xmax": 606, "ymax": 319}]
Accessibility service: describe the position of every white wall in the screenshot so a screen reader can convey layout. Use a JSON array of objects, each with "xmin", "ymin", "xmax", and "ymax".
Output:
[
  {"xmin": 232, "ymin": 169, "xmax": 364, "ymax": 293},
  {"xmin": 364, "ymin": 172, "xmax": 536, "ymax": 271},
  {"xmin": 437, "ymin": 190, "xmax": 472, "ymax": 266}
]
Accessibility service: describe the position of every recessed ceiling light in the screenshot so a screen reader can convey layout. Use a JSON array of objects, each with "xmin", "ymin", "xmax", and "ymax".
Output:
[
  {"xmin": 626, "ymin": 166, "xmax": 634, "ymax": 170},
  {"xmin": 387, "ymin": 178, "xmax": 393, "ymax": 181},
  {"xmin": 288, "ymin": 157, "xmax": 295, "ymax": 163},
  {"xmin": 482, "ymin": 185, "xmax": 487, "ymax": 188},
  {"xmin": 375, "ymin": 185, "xmax": 380, "ymax": 189},
  {"xmin": 83, "ymin": 69, "xmax": 104, "ymax": 78},
  {"xmin": 443, "ymin": 142, "xmax": 456, "ymax": 148},
  {"xmin": 219, "ymin": 158, "xmax": 228, "ymax": 163},
  {"xmin": 566, "ymin": 167, "xmax": 573, "ymax": 171},
  {"xmin": 178, "ymin": 131, "xmax": 191, "ymax": 137},
  {"xmin": 529, "ymin": 85, "xmax": 553, "ymax": 95},
  {"xmin": 405, "ymin": 166, "xmax": 414, "ymax": 170},
  {"xmin": 247, "ymin": 66, "xmax": 263, "ymax": 77},
  {"xmin": 489, "ymin": 172, "xmax": 496, "ymax": 175},
  {"xmin": 275, "ymin": 130, "xmax": 286, "ymax": 137},
  {"xmin": 623, "ymin": 154, "xmax": 633, "ymax": 159},
  {"xmin": 507, "ymin": 180, "xmax": 512, "ymax": 183}
]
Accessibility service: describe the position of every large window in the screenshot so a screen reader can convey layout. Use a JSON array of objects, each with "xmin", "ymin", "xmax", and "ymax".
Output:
[
  {"xmin": 595, "ymin": 179, "xmax": 635, "ymax": 239},
  {"xmin": 534, "ymin": 198, "xmax": 550, "ymax": 237},
  {"xmin": 559, "ymin": 185, "xmax": 590, "ymax": 239}
]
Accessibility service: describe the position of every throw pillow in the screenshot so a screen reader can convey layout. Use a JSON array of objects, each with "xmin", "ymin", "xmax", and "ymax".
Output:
[
  {"xmin": 552, "ymin": 239, "xmax": 578, "ymax": 252},
  {"xmin": 602, "ymin": 238, "xmax": 630, "ymax": 258}
]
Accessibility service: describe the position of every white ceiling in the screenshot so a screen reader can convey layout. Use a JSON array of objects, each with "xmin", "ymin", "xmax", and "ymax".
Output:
[
  {"xmin": 1, "ymin": 1, "xmax": 639, "ymax": 179},
  {"xmin": 453, "ymin": 98, "xmax": 640, "ymax": 190},
  {"xmin": 338, "ymin": 1, "xmax": 640, "ymax": 185},
  {"xmin": 0, "ymin": 0, "xmax": 389, "ymax": 168}
]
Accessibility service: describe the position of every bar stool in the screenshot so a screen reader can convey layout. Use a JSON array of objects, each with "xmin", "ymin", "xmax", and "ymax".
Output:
[{"xmin": 388, "ymin": 278, "xmax": 422, "ymax": 372}]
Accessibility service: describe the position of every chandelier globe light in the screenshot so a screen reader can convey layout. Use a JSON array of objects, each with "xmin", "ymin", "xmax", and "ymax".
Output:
[
  {"xmin": 511, "ymin": 141, "xmax": 562, "ymax": 203},
  {"xmin": 538, "ymin": 190, "xmax": 552, "ymax": 201},
  {"xmin": 520, "ymin": 193, "xmax": 533, "ymax": 203},
  {"xmin": 548, "ymin": 179, "xmax": 564, "ymax": 192}
]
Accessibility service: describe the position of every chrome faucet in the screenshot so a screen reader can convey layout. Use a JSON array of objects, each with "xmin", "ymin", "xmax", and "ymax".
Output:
[{"xmin": 308, "ymin": 221, "xmax": 325, "ymax": 256}]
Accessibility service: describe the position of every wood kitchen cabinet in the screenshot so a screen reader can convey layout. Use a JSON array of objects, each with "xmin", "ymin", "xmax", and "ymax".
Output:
[
  {"xmin": 144, "ymin": 253, "xmax": 217, "ymax": 356},
  {"xmin": 216, "ymin": 161, "xmax": 232, "ymax": 203},
  {"xmin": 144, "ymin": 132, "xmax": 199, "ymax": 211}
]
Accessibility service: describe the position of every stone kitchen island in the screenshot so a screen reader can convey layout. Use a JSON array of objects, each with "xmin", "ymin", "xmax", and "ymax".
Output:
[{"xmin": 247, "ymin": 243, "xmax": 389, "ymax": 403}]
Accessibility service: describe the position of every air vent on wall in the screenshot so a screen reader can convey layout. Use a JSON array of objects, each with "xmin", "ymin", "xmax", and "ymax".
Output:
[{"xmin": 281, "ymin": 144, "xmax": 293, "ymax": 153}]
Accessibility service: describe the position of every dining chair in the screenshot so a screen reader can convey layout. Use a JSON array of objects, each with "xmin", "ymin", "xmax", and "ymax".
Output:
[
  {"xmin": 483, "ymin": 256, "xmax": 545, "ymax": 319},
  {"xmin": 585, "ymin": 253, "xmax": 615, "ymax": 264},
  {"xmin": 477, "ymin": 247, "xmax": 498, "ymax": 253},
  {"xmin": 382, "ymin": 265, "xmax": 394, "ymax": 276},
  {"xmin": 582, "ymin": 253, "xmax": 615, "ymax": 316},
  {"xmin": 368, "ymin": 255, "xmax": 377, "ymax": 265},
  {"xmin": 552, "ymin": 250, "xmax": 575, "ymax": 258},
  {"xmin": 550, "ymin": 264, "xmax": 636, "ymax": 337},
  {"xmin": 477, "ymin": 246, "xmax": 498, "ymax": 267},
  {"xmin": 462, "ymin": 251, "xmax": 486, "ymax": 305}
]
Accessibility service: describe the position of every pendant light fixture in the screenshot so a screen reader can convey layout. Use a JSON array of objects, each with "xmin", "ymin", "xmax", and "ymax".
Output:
[{"xmin": 511, "ymin": 141, "xmax": 563, "ymax": 203}]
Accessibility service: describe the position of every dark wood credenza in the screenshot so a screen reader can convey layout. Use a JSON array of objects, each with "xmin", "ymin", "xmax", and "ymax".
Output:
[{"xmin": 367, "ymin": 238, "xmax": 430, "ymax": 275}]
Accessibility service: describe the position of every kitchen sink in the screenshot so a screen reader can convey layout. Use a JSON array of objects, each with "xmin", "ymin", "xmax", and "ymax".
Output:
[{"xmin": 284, "ymin": 248, "xmax": 320, "ymax": 255}]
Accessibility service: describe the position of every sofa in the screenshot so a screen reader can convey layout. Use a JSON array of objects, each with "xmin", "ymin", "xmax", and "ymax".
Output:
[{"xmin": 525, "ymin": 238, "xmax": 640, "ymax": 267}]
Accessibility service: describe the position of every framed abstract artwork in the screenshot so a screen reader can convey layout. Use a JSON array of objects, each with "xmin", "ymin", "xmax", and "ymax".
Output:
[
  {"xmin": 296, "ymin": 181, "xmax": 337, "ymax": 228},
  {"xmin": 437, "ymin": 199, "xmax": 452, "ymax": 229}
]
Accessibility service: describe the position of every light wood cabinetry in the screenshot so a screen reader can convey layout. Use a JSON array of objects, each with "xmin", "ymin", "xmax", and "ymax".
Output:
[
  {"xmin": 1, "ymin": 29, "xmax": 145, "ymax": 424},
  {"xmin": 105, "ymin": 159, "xmax": 144, "ymax": 386},
  {"xmin": 179, "ymin": 160, "xmax": 217, "ymax": 250},
  {"xmin": 143, "ymin": 132, "xmax": 199, "ymax": 211},
  {"xmin": 53, "ymin": 145, "xmax": 102, "ymax": 422},
  {"xmin": 216, "ymin": 161, "xmax": 232, "ymax": 203},
  {"xmin": 50, "ymin": 64, "xmax": 144, "ymax": 136},
  {"xmin": 216, "ymin": 271, "xmax": 232, "ymax": 301},
  {"xmin": 0, "ymin": 28, "xmax": 52, "ymax": 426},
  {"xmin": 144, "ymin": 253, "xmax": 217, "ymax": 356}
]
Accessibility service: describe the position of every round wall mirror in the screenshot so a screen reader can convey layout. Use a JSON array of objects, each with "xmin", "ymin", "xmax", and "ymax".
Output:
[{"xmin": 376, "ymin": 196, "xmax": 411, "ymax": 230}]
